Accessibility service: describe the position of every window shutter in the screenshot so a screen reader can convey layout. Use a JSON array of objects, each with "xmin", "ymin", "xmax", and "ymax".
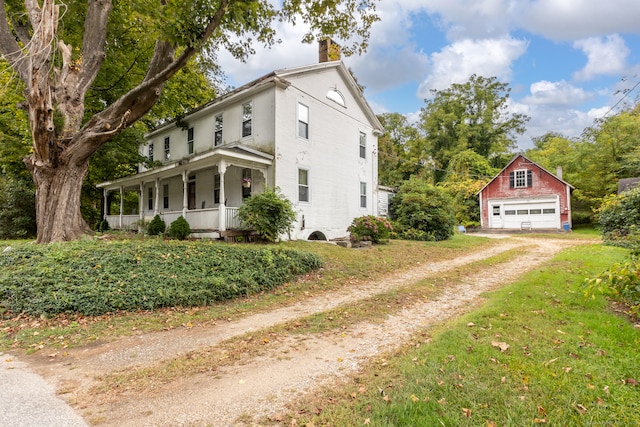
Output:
[
  {"xmin": 509, "ymin": 171, "xmax": 514, "ymax": 188},
  {"xmin": 527, "ymin": 170, "xmax": 533, "ymax": 187}
]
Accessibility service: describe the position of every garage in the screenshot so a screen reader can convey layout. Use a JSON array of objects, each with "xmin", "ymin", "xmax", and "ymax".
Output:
[{"xmin": 489, "ymin": 198, "xmax": 560, "ymax": 229}]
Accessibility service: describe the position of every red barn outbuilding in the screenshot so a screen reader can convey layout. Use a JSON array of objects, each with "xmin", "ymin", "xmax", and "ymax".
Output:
[{"xmin": 478, "ymin": 154, "xmax": 574, "ymax": 231}]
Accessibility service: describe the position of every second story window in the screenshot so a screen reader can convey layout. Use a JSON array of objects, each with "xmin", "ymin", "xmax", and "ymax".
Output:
[
  {"xmin": 242, "ymin": 102, "xmax": 252, "ymax": 138},
  {"xmin": 214, "ymin": 114, "xmax": 223, "ymax": 146},
  {"xmin": 148, "ymin": 142, "xmax": 154, "ymax": 162},
  {"xmin": 359, "ymin": 132, "xmax": 366, "ymax": 159},
  {"xmin": 164, "ymin": 136, "xmax": 170, "ymax": 161},
  {"xmin": 298, "ymin": 103, "xmax": 309, "ymax": 139},
  {"xmin": 510, "ymin": 169, "xmax": 532, "ymax": 188},
  {"xmin": 187, "ymin": 127, "xmax": 194, "ymax": 155}
]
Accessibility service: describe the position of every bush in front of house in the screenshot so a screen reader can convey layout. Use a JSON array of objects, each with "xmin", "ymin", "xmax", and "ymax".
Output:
[
  {"xmin": 167, "ymin": 216, "xmax": 191, "ymax": 240},
  {"xmin": 0, "ymin": 240, "xmax": 323, "ymax": 317},
  {"xmin": 237, "ymin": 187, "xmax": 296, "ymax": 242},
  {"xmin": 347, "ymin": 215, "xmax": 392, "ymax": 244},
  {"xmin": 390, "ymin": 177, "xmax": 456, "ymax": 241},
  {"xmin": 146, "ymin": 214, "xmax": 166, "ymax": 236}
]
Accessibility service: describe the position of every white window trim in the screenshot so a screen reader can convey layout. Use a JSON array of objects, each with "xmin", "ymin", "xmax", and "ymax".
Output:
[
  {"xmin": 298, "ymin": 168, "xmax": 310, "ymax": 203},
  {"xmin": 242, "ymin": 102, "xmax": 253, "ymax": 138},
  {"xmin": 359, "ymin": 131, "xmax": 367, "ymax": 159},
  {"xmin": 360, "ymin": 181, "xmax": 367, "ymax": 208},
  {"xmin": 214, "ymin": 113, "xmax": 223, "ymax": 146},
  {"xmin": 297, "ymin": 102, "xmax": 309, "ymax": 140},
  {"xmin": 514, "ymin": 169, "xmax": 527, "ymax": 188},
  {"xmin": 186, "ymin": 127, "xmax": 194, "ymax": 155},
  {"xmin": 163, "ymin": 136, "xmax": 170, "ymax": 161}
]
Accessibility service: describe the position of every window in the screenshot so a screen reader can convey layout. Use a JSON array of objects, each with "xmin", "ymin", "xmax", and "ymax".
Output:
[
  {"xmin": 163, "ymin": 184, "xmax": 169, "ymax": 209},
  {"xmin": 359, "ymin": 132, "xmax": 366, "ymax": 159},
  {"xmin": 214, "ymin": 174, "xmax": 220, "ymax": 204},
  {"xmin": 530, "ymin": 209, "xmax": 542, "ymax": 214},
  {"xmin": 360, "ymin": 182, "xmax": 367, "ymax": 208},
  {"xmin": 147, "ymin": 188, "xmax": 153, "ymax": 211},
  {"xmin": 148, "ymin": 143, "xmax": 154, "ymax": 162},
  {"xmin": 163, "ymin": 136, "xmax": 170, "ymax": 161},
  {"xmin": 298, "ymin": 103, "xmax": 309, "ymax": 139},
  {"xmin": 187, "ymin": 127, "xmax": 194, "ymax": 155},
  {"xmin": 242, "ymin": 102, "xmax": 252, "ymax": 138},
  {"xmin": 543, "ymin": 208, "xmax": 556, "ymax": 214},
  {"xmin": 214, "ymin": 114, "xmax": 223, "ymax": 146},
  {"xmin": 492, "ymin": 206, "xmax": 500, "ymax": 216},
  {"xmin": 510, "ymin": 169, "xmax": 532, "ymax": 188},
  {"xmin": 326, "ymin": 89, "xmax": 346, "ymax": 107},
  {"xmin": 505, "ymin": 210, "xmax": 516, "ymax": 215},
  {"xmin": 517, "ymin": 209, "xmax": 529, "ymax": 215},
  {"xmin": 298, "ymin": 169, "xmax": 309, "ymax": 202}
]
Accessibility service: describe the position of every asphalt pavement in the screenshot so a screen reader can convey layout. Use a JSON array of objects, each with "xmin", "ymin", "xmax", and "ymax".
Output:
[{"xmin": 1, "ymin": 352, "xmax": 87, "ymax": 427}]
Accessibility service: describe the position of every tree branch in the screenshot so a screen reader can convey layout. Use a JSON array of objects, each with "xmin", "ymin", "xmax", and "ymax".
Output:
[
  {"xmin": 0, "ymin": 0, "xmax": 29, "ymax": 81},
  {"xmin": 77, "ymin": 0, "xmax": 112, "ymax": 94}
]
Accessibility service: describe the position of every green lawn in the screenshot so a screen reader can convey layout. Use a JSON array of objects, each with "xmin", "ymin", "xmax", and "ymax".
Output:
[{"xmin": 284, "ymin": 243, "xmax": 640, "ymax": 426}]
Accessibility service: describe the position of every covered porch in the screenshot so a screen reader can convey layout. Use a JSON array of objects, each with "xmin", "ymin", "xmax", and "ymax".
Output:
[{"xmin": 97, "ymin": 145, "xmax": 273, "ymax": 238}]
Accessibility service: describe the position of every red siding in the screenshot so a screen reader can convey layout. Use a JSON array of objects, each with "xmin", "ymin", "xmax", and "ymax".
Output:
[{"xmin": 480, "ymin": 156, "xmax": 571, "ymax": 228}]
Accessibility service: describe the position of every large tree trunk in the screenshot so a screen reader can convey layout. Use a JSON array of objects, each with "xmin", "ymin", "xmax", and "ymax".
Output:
[{"xmin": 28, "ymin": 158, "xmax": 91, "ymax": 243}]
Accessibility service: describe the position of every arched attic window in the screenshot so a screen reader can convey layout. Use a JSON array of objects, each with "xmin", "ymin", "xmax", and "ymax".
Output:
[{"xmin": 326, "ymin": 88, "xmax": 346, "ymax": 107}]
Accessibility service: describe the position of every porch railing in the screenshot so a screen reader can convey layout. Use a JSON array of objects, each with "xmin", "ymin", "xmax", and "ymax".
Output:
[{"xmin": 105, "ymin": 207, "xmax": 240, "ymax": 232}]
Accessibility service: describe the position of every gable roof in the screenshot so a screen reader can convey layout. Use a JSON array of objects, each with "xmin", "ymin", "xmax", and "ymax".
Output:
[
  {"xmin": 477, "ymin": 153, "xmax": 575, "ymax": 195},
  {"xmin": 147, "ymin": 61, "xmax": 383, "ymax": 137}
]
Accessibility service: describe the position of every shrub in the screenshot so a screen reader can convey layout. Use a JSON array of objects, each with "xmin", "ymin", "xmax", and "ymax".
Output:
[
  {"xmin": 146, "ymin": 214, "xmax": 166, "ymax": 236},
  {"xmin": 95, "ymin": 218, "xmax": 111, "ymax": 232},
  {"xmin": 584, "ymin": 254, "xmax": 640, "ymax": 319},
  {"xmin": 238, "ymin": 187, "xmax": 296, "ymax": 242},
  {"xmin": 347, "ymin": 215, "xmax": 392, "ymax": 243},
  {"xmin": 0, "ymin": 175, "xmax": 36, "ymax": 239},
  {"xmin": 390, "ymin": 177, "xmax": 456, "ymax": 241},
  {"xmin": 0, "ymin": 240, "xmax": 323, "ymax": 317},
  {"xmin": 167, "ymin": 216, "xmax": 191, "ymax": 240},
  {"xmin": 595, "ymin": 187, "xmax": 640, "ymax": 249}
]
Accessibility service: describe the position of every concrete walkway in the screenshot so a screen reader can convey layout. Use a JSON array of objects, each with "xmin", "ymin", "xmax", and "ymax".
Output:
[{"xmin": 1, "ymin": 352, "xmax": 87, "ymax": 427}]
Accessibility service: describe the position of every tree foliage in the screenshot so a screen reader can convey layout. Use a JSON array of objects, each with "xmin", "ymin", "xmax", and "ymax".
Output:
[
  {"xmin": 419, "ymin": 75, "xmax": 529, "ymax": 182},
  {"xmin": 595, "ymin": 187, "xmax": 640, "ymax": 248},
  {"xmin": 238, "ymin": 187, "xmax": 297, "ymax": 242},
  {"xmin": 390, "ymin": 177, "xmax": 455, "ymax": 241},
  {"xmin": 0, "ymin": 0, "xmax": 379, "ymax": 243},
  {"xmin": 377, "ymin": 113, "xmax": 426, "ymax": 187}
]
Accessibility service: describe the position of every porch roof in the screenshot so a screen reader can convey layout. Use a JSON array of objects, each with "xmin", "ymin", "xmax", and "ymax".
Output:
[{"xmin": 97, "ymin": 143, "xmax": 273, "ymax": 191}]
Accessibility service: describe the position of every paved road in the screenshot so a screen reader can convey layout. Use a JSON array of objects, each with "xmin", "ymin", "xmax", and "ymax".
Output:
[{"xmin": 1, "ymin": 352, "xmax": 87, "ymax": 427}]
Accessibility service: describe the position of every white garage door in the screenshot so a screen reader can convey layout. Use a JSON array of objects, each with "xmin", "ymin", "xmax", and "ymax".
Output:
[{"xmin": 490, "ymin": 200, "xmax": 560, "ymax": 229}]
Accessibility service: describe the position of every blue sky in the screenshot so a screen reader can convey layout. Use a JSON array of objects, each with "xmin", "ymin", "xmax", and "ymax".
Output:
[{"xmin": 217, "ymin": 0, "xmax": 640, "ymax": 150}]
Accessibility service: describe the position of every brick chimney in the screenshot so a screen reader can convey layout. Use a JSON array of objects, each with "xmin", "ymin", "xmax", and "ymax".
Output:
[{"xmin": 319, "ymin": 38, "xmax": 341, "ymax": 63}]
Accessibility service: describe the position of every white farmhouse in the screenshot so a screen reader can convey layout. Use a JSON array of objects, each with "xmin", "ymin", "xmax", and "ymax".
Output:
[{"xmin": 97, "ymin": 43, "xmax": 383, "ymax": 241}]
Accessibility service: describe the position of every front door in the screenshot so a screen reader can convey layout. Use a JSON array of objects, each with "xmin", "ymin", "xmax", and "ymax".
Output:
[{"xmin": 490, "ymin": 204, "xmax": 503, "ymax": 228}]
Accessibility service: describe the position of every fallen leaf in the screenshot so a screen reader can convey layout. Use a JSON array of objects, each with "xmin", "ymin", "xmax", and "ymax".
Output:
[
  {"xmin": 491, "ymin": 341, "xmax": 510, "ymax": 352},
  {"xmin": 410, "ymin": 394, "xmax": 419, "ymax": 402},
  {"xmin": 462, "ymin": 408, "xmax": 472, "ymax": 417},
  {"xmin": 364, "ymin": 419, "xmax": 370, "ymax": 425},
  {"xmin": 574, "ymin": 403, "xmax": 588, "ymax": 414},
  {"xmin": 533, "ymin": 418, "xmax": 547, "ymax": 424},
  {"xmin": 467, "ymin": 322, "xmax": 475, "ymax": 327}
]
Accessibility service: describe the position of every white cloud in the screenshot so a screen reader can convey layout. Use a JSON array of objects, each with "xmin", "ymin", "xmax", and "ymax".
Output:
[
  {"xmin": 522, "ymin": 80, "xmax": 592, "ymax": 106},
  {"xmin": 416, "ymin": 37, "xmax": 528, "ymax": 97},
  {"xmin": 572, "ymin": 35, "xmax": 630, "ymax": 81},
  {"xmin": 517, "ymin": 0, "xmax": 640, "ymax": 40}
]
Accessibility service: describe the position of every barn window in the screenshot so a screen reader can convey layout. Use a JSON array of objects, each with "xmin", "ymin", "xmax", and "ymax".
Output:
[
  {"xmin": 510, "ymin": 169, "xmax": 533, "ymax": 188},
  {"xmin": 543, "ymin": 208, "xmax": 556, "ymax": 214}
]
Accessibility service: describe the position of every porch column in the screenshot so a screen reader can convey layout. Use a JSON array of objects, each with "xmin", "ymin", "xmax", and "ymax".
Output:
[
  {"xmin": 182, "ymin": 170, "xmax": 188, "ymax": 217},
  {"xmin": 119, "ymin": 186, "xmax": 124, "ymax": 228},
  {"xmin": 154, "ymin": 178, "xmax": 160, "ymax": 216},
  {"xmin": 218, "ymin": 160, "xmax": 227, "ymax": 231},
  {"xmin": 139, "ymin": 182, "xmax": 144, "ymax": 223}
]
